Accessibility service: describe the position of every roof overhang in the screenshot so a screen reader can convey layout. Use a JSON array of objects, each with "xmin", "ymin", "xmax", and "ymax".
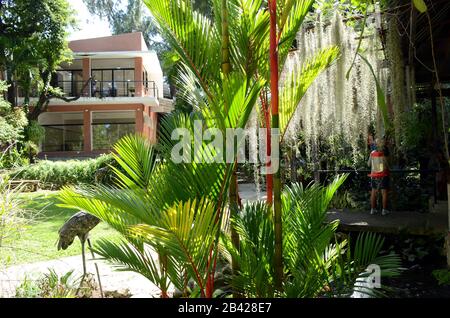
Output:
[{"xmin": 72, "ymin": 51, "xmax": 157, "ymax": 59}]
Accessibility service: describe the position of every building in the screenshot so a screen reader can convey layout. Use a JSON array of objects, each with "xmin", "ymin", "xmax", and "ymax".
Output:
[{"xmin": 24, "ymin": 32, "xmax": 173, "ymax": 158}]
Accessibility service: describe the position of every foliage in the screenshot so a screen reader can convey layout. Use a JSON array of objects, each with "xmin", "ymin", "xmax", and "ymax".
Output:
[
  {"xmin": 24, "ymin": 121, "xmax": 45, "ymax": 146},
  {"xmin": 57, "ymin": 0, "xmax": 398, "ymax": 299},
  {"xmin": 0, "ymin": 81, "xmax": 28, "ymax": 169},
  {"xmin": 14, "ymin": 269, "xmax": 93, "ymax": 298},
  {"xmin": 0, "ymin": 0, "xmax": 76, "ymax": 118},
  {"xmin": 82, "ymin": 0, "xmax": 168, "ymax": 57},
  {"xmin": 9, "ymin": 154, "xmax": 115, "ymax": 189},
  {"xmin": 329, "ymin": 189, "xmax": 360, "ymax": 210},
  {"xmin": 310, "ymin": 0, "xmax": 388, "ymax": 27},
  {"xmin": 222, "ymin": 176, "xmax": 401, "ymax": 297},
  {"xmin": 0, "ymin": 147, "xmax": 29, "ymax": 170},
  {"xmin": 0, "ymin": 176, "xmax": 29, "ymax": 254},
  {"xmin": 432, "ymin": 269, "xmax": 450, "ymax": 286},
  {"xmin": 14, "ymin": 276, "xmax": 41, "ymax": 298},
  {"xmin": 58, "ymin": 133, "xmax": 401, "ymax": 298},
  {"xmin": 398, "ymin": 100, "xmax": 438, "ymax": 155},
  {"xmin": 0, "ymin": 83, "xmax": 28, "ymax": 145},
  {"xmin": 59, "ymin": 134, "xmax": 226, "ymax": 298}
]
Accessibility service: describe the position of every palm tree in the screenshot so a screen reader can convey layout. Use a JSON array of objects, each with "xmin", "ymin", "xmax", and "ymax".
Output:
[
  {"xmin": 222, "ymin": 176, "xmax": 401, "ymax": 297},
  {"xmin": 58, "ymin": 0, "xmax": 400, "ymax": 298}
]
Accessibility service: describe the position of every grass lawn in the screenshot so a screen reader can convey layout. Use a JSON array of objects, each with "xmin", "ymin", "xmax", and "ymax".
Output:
[{"xmin": 1, "ymin": 191, "xmax": 121, "ymax": 266}]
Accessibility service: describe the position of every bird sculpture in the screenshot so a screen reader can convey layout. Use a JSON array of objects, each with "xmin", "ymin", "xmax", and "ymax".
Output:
[{"xmin": 57, "ymin": 211, "xmax": 103, "ymax": 296}]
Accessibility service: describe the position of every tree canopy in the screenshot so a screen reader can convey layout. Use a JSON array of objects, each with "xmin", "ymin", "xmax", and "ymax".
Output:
[
  {"xmin": 82, "ymin": 0, "xmax": 170, "ymax": 56},
  {"xmin": 0, "ymin": 0, "xmax": 76, "ymax": 113}
]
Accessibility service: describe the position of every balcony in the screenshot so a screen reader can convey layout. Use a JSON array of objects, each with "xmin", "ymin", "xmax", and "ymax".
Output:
[{"xmin": 56, "ymin": 79, "xmax": 159, "ymax": 98}]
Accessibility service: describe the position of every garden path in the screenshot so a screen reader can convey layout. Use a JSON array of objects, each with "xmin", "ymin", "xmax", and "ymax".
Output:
[{"xmin": 0, "ymin": 252, "xmax": 166, "ymax": 298}]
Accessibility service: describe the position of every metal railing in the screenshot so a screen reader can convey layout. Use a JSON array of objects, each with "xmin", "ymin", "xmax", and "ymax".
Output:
[
  {"xmin": 57, "ymin": 80, "xmax": 159, "ymax": 98},
  {"xmin": 315, "ymin": 169, "xmax": 440, "ymax": 204},
  {"xmin": 15, "ymin": 80, "xmax": 159, "ymax": 99}
]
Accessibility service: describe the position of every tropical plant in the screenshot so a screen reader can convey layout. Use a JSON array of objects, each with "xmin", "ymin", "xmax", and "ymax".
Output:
[
  {"xmin": 222, "ymin": 176, "xmax": 401, "ymax": 297},
  {"xmin": 59, "ymin": 133, "xmax": 226, "ymax": 298},
  {"xmin": 57, "ymin": 0, "xmax": 393, "ymax": 299}
]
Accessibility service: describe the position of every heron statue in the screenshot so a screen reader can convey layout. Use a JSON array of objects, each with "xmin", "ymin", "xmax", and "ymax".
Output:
[{"xmin": 57, "ymin": 211, "xmax": 103, "ymax": 297}]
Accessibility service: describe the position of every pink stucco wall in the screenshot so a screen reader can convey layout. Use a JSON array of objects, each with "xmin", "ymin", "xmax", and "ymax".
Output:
[{"xmin": 69, "ymin": 32, "xmax": 147, "ymax": 52}]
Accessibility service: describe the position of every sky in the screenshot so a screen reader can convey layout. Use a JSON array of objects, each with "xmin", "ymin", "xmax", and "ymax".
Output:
[{"xmin": 67, "ymin": 0, "xmax": 112, "ymax": 41}]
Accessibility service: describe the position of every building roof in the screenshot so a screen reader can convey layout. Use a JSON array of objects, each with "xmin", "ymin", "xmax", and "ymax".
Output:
[{"xmin": 69, "ymin": 32, "xmax": 149, "ymax": 53}]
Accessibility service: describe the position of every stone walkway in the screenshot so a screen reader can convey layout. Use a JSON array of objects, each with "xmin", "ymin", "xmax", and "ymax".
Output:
[{"xmin": 0, "ymin": 253, "xmax": 164, "ymax": 298}]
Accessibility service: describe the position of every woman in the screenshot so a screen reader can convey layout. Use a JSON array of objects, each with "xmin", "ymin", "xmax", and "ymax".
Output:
[{"xmin": 368, "ymin": 138, "xmax": 390, "ymax": 216}]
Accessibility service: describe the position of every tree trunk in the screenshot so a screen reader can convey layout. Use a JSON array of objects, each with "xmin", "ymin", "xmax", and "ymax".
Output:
[
  {"xmin": 268, "ymin": 0, "xmax": 283, "ymax": 292},
  {"xmin": 6, "ymin": 69, "xmax": 16, "ymax": 107}
]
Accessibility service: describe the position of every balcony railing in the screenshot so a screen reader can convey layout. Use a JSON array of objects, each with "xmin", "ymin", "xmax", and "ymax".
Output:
[
  {"xmin": 56, "ymin": 80, "xmax": 159, "ymax": 98},
  {"xmin": 15, "ymin": 80, "xmax": 159, "ymax": 99}
]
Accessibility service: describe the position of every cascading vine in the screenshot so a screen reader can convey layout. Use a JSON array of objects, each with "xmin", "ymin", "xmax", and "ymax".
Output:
[
  {"xmin": 385, "ymin": 17, "xmax": 407, "ymax": 151},
  {"xmin": 281, "ymin": 12, "xmax": 390, "ymax": 167},
  {"xmin": 247, "ymin": 108, "xmax": 262, "ymax": 198}
]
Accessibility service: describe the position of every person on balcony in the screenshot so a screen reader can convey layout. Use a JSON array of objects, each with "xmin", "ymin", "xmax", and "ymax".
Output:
[{"xmin": 368, "ymin": 138, "xmax": 390, "ymax": 216}]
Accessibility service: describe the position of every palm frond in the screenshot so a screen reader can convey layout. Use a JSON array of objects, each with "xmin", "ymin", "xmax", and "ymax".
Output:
[
  {"xmin": 131, "ymin": 198, "xmax": 219, "ymax": 297},
  {"xmin": 111, "ymin": 134, "xmax": 157, "ymax": 189},
  {"xmin": 221, "ymin": 201, "xmax": 275, "ymax": 297},
  {"xmin": 93, "ymin": 239, "xmax": 171, "ymax": 295},
  {"xmin": 144, "ymin": 0, "xmax": 221, "ymax": 100},
  {"xmin": 280, "ymin": 46, "xmax": 340, "ymax": 138}
]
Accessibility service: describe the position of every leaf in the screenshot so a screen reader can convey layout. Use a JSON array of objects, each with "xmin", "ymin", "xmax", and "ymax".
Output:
[
  {"xmin": 412, "ymin": 0, "xmax": 427, "ymax": 13},
  {"xmin": 131, "ymin": 198, "xmax": 219, "ymax": 296},
  {"xmin": 279, "ymin": 46, "xmax": 340, "ymax": 138},
  {"xmin": 358, "ymin": 53, "xmax": 392, "ymax": 132}
]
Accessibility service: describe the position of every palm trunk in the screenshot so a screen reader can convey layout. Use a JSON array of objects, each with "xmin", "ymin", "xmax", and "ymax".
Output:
[
  {"xmin": 268, "ymin": 0, "xmax": 283, "ymax": 292},
  {"xmin": 263, "ymin": 94, "xmax": 273, "ymax": 204},
  {"xmin": 221, "ymin": 0, "xmax": 241, "ymax": 298},
  {"xmin": 258, "ymin": 89, "xmax": 273, "ymax": 204}
]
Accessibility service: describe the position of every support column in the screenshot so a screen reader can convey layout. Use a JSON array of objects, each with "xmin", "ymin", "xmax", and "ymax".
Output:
[
  {"xmin": 82, "ymin": 58, "xmax": 91, "ymax": 96},
  {"xmin": 83, "ymin": 109, "xmax": 92, "ymax": 153},
  {"xmin": 136, "ymin": 107, "xmax": 144, "ymax": 135},
  {"xmin": 150, "ymin": 112, "xmax": 158, "ymax": 143},
  {"xmin": 134, "ymin": 57, "xmax": 144, "ymax": 97}
]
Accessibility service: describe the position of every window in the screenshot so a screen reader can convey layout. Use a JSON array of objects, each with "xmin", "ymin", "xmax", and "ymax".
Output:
[
  {"xmin": 91, "ymin": 68, "xmax": 135, "ymax": 97},
  {"xmin": 92, "ymin": 111, "xmax": 136, "ymax": 150},
  {"xmin": 39, "ymin": 112, "xmax": 84, "ymax": 152},
  {"xmin": 54, "ymin": 70, "xmax": 83, "ymax": 97}
]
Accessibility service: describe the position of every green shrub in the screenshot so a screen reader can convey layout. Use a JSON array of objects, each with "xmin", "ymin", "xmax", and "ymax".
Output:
[{"xmin": 8, "ymin": 154, "xmax": 115, "ymax": 189}]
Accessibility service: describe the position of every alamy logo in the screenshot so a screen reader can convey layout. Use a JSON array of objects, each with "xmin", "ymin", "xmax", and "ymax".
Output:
[{"xmin": 170, "ymin": 120, "xmax": 280, "ymax": 174}]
